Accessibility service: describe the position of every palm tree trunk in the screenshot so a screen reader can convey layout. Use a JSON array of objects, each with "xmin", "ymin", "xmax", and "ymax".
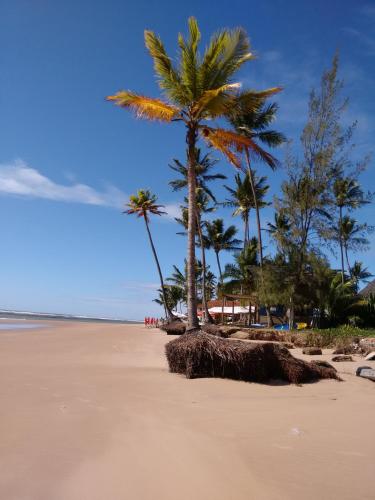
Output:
[
  {"xmin": 243, "ymin": 213, "xmax": 249, "ymax": 249},
  {"xmin": 215, "ymin": 250, "xmax": 223, "ymax": 282},
  {"xmin": 245, "ymin": 149, "xmax": 272, "ymax": 326},
  {"xmin": 143, "ymin": 215, "xmax": 173, "ymax": 320},
  {"xmin": 288, "ymin": 296, "xmax": 295, "ymax": 331},
  {"xmin": 339, "ymin": 205, "xmax": 345, "ymax": 284},
  {"xmin": 245, "ymin": 150, "xmax": 263, "ymax": 266},
  {"xmin": 344, "ymin": 242, "xmax": 352, "ymax": 279},
  {"xmin": 186, "ymin": 124, "xmax": 199, "ymax": 330},
  {"xmin": 197, "ymin": 214, "xmax": 214, "ymax": 324}
]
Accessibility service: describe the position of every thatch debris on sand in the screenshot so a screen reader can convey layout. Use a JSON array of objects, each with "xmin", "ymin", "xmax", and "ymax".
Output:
[
  {"xmin": 202, "ymin": 324, "xmax": 240, "ymax": 338},
  {"xmin": 332, "ymin": 355, "xmax": 354, "ymax": 362},
  {"xmin": 160, "ymin": 321, "xmax": 186, "ymax": 335},
  {"xmin": 165, "ymin": 332, "xmax": 340, "ymax": 384},
  {"xmin": 302, "ymin": 347, "xmax": 322, "ymax": 355}
]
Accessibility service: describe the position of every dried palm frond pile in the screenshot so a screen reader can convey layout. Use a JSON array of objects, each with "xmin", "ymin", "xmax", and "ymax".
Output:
[{"xmin": 165, "ymin": 332, "xmax": 340, "ymax": 384}]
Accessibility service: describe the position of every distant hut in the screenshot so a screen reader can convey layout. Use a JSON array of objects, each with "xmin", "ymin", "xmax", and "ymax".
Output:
[{"xmin": 359, "ymin": 279, "xmax": 375, "ymax": 297}]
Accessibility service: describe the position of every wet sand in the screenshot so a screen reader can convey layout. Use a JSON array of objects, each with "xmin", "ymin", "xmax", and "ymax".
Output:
[{"xmin": 0, "ymin": 320, "xmax": 374, "ymax": 500}]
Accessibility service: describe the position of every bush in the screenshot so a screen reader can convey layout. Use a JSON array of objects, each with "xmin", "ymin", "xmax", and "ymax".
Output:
[{"xmin": 165, "ymin": 332, "xmax": 340, "ymax": 384}]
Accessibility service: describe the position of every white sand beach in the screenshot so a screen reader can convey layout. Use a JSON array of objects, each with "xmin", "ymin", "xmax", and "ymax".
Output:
[{"xmin": 0, "ymin": 320, "xmax": 374, "ymax": 500}]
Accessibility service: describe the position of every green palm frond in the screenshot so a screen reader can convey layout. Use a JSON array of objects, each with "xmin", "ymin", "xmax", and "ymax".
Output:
[{"xmin": 144, "ymin": 30, "xmax": 186, "ymax": 104}]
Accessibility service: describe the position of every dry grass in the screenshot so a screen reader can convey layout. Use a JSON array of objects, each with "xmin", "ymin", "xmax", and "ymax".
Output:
[{"xmin": 165, "ymin": 332, "xmax": 340, "ymax": 384}]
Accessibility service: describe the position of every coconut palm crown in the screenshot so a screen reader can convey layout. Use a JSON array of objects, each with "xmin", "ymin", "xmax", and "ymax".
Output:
[
  {"xmin": 108, "ymin": 17, "xmax": 281, "ymax": 329},
  {"xmin": 125, "ymin": 189, "xmax": 166, "ymax": 221}
]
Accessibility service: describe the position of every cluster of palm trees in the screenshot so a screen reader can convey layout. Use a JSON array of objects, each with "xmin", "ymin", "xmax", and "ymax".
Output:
[
  {"xmin": 110, "ymin": 18, "xmax": 373, "ymax": 329},
  {"xmin": 109, "ymin": 18, "xmax": 285, "ymax": 329},
  {"xmin": 332, "ymin": 177, "xmax": 372, "ymax": 283}
]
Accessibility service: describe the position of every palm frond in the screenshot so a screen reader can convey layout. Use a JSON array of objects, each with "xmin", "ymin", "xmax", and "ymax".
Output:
[
  {"xmin": 210, "ymin": 28, "xmax": 253, "ymax": 88},
  {"xmin": 247, "ymin": 140, "xmax": 280, "ymax": 170},
  {"xmin": 200, "ymin": 126, "xmax": 254, "ymax": 167},
  {"xmin": 144, "ymin": 30, "xmax": 186, "ymax": 104},
  {"xmin": 107, "ymin": 91, "xmax": 180, "ymax": 122},
  {"xmin": 232, "ymin": 88, "xmax": 282, "ymax": 115},
  {"xmin": 192, "ymin": 82, "xmax": 241, "ymax": 118},
  {"xmin": 254, "ymin": 130, "xmax": 286, "ymax": 147},
  {"xmin": 178, "ymin": 17, "xmax": 201, "ymax": 101}
]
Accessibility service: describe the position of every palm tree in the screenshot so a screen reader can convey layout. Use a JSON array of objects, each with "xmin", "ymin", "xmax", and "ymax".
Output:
[
  {"xmin": 333, "ymin": 177, "xmax": 369, "ymax": 283},
  {"xmin": 204, "ymin": 219, "xmax": 242, "ymax": 282},
  {"xmin": 323, "ymin": 273, "xmax": 357, "ymax": 325},
  {"xmin": 154, "ymin": 285, "xmax": 185, "ymax": 313},
  {"xmin": 337, "ymin": 215, "xmax": 371, "ymax": 278},
  {"xmin": 223, "ymin": 238, "xmax": 258, "ymax": 292},
  {"xmin": 223, "ymin": 239, "xmax": 258, "ymax": 325},
  {"xmin": 228, "ymin": 102, "xmax": 285, "ymax": 266},
  {"xmin": 170, "ymin": 149, "xmax": 223, "ymax": 323},
  {"xmin": 108, "ymin": 17, "xmax": 280, "ymax": 329},
  {"xmin": 169, "ymin": 149, "xmax": 226, "ymax": 203},
  {"xmin": 124, "ymin": 189, "xmax": 173, "ymax": 320},
  {"xmin": 350, "ymin": 261, "xmax": 373, "ymax": 293},
  {"xmin": 175, "ymin": 191, "xmax": 216, "ymax": 323},
  {"xmin": 167, "ymin": 259, "xmax": 204, "ymax": 302},
  {"xmin": 224, "ymin": 171, "xmax": 269, "ymax": 247},
  {"xmin": 267, "ymin": 212, "xmax": 291, "ymax": 254}
]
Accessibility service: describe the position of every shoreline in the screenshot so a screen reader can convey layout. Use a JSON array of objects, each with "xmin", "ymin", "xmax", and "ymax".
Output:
[{"xmin": 0, "ymin": 321, "xmax": 374, "ymax": 500}]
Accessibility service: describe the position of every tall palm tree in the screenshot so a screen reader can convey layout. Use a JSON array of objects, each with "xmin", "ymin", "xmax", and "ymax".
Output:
[
  {"xmin": 175, "ymin": 191, "xmax": 216, "ymax": 323},
  {"xmin": 228, "ymin": 102, "xmax": 285, "ymax": 266},
  {"xmin": 125, "ymin": 189, "xmax": 173, "ymax": 320},
  {"xmin": 224, "ymin": 171, "xmax": 269, "ymax": 247},
  {"xmin": 333, "ymin": 177, "xmax": 368, "ymax": 283},
  {"xmin": 338, "ymin": 215, "xmax": 371, "ymax": 277},
  {"xmin": 170, "ymin": 149, "xmax": 223, "ymax": 323},
  {"xmin": 204, "ymin": 219, "xmax": 242, "ymax": 282},
  {"xmin": 108, "ymin": 17, "xmax": 280, "ymax": 329}
]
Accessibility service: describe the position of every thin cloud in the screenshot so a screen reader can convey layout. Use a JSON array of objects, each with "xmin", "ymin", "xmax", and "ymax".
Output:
[
  {"xmin": 0, "ymin": 160, "xmax": 126, "ymax": 208},
  {"xmin": 0, "ymin": 160, "xmax": 185, "ymax": 223},
  {"xmin": 343, "ymin": 27, "xmax": 375, "ymax": 55},
  {"xmin": 121, "ymin": 281, "xmax": 159, "ymax": 291}
]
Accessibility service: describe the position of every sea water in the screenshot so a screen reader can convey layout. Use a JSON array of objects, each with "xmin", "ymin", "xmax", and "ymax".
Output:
[{"xmin": 0, "ymin": 323, "xmax": 44, "ymax": 330}]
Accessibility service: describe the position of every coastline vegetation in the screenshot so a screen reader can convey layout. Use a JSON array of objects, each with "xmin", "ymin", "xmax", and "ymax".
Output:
[{"xmin": 109, "ymin": 18, "xmax": 374, "ymax": 334}]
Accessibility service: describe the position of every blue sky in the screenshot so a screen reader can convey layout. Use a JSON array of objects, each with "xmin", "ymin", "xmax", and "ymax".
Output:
[{"xmin": 0, "ymin": 0, "xmax": 374, "ymax": 319}]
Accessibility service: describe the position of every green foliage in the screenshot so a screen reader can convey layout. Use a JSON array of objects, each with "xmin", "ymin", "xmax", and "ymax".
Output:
[
  {"xmin": 153, "ymin": 285, "xmax": 185, "ymax": 312},
  {"xmin": 203, "ymin": 219, "xmax": 242, "ymax": 254},
  {"xmin": 169, "ymin": 149, "xmax": 225, "ymax": 203},
  {"xmin": 223, "ymin": 238, "xmax": 258, "ymax": 295}
]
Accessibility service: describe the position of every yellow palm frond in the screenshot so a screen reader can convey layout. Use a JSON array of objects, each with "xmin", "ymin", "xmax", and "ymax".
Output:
[
  {"xmin": 192, "ymin": 82, "xmax": 241, "ymax": 118},
  {"xmin": 200, "ymin": 126, "xmax": 244, "ymax": 168},
  {"xmin": 201, "ymin": 126, "xmax": 252, "ymax": 151},
  {"xmin": 107, "ymin": 91, "xmax": 180, "ymax": 122}
]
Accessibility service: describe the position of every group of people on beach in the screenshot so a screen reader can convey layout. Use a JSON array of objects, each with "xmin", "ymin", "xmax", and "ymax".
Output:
[{"xmin": 144, "ymin": 317, "xmax": 160, "ymax": 328}]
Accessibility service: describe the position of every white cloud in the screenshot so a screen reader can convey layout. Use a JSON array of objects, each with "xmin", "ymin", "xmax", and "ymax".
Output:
[
  {"xmin": 163, "ymin": 203, "xmax": 181, "ymax": 220},
  {"xmin": 0, "ymin": 160, "xmax": 126, "ymax": 208},
  {"xmin": 0, "ymin": 160, "xmax": 183, "ymax": 225}
]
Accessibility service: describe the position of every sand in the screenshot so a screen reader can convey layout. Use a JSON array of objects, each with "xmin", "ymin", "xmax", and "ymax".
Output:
[{"xmin": 0, "ymin": 320, "xmax": 374, "ymax": 500}]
